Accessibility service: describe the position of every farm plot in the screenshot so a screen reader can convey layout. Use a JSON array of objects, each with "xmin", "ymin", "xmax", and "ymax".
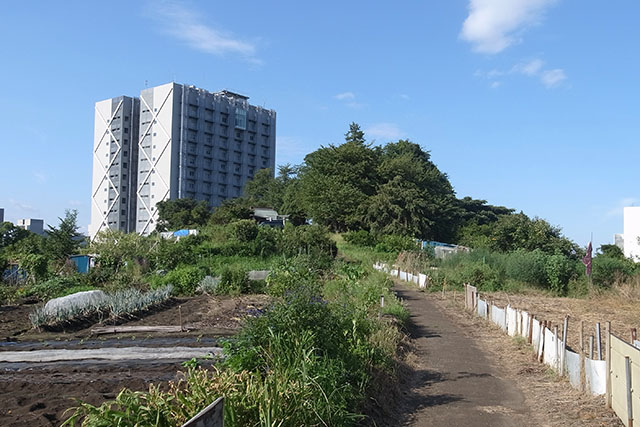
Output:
[{"xmin": 0, "ymin": 293, "xmax": 270, "ymax": 426}]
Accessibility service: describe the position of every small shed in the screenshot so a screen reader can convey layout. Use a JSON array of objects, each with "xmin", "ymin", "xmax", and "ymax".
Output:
[{"xmin": 69, "ymin": 255, "xmax": 96, "ymax": 274}]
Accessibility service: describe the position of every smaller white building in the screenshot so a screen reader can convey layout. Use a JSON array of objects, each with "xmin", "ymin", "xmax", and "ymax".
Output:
[
  {"xmin": 16, "ymin": 218, "xmax": 45, "ymax": 235},
  {"xmin": 623, "ymin": 207, "xmax": 640, "ymax": 261}
]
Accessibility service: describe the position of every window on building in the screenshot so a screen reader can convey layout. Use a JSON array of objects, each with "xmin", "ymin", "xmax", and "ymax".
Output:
[{"xmin": 234, "ymin": 108, "xmax": 247, "ymax": 130}]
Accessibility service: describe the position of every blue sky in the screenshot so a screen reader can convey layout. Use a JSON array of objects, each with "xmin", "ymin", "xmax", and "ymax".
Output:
[{"xmin": 1, "ymin": 1, "xmax": 638, "ymax": 249}]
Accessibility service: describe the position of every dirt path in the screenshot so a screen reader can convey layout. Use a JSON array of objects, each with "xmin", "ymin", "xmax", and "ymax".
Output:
[{"xmin": 394, "ymin": 283, "xmax": 534, "ymax": 426}]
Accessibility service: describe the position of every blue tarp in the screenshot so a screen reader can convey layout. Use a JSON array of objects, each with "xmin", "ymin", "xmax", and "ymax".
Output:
[{"xmin": 173, "ymin": 229, "xmax": 190, "ymax": 237}]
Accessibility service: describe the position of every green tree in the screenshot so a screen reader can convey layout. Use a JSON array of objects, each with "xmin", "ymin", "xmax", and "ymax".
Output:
[
  {"xmin": 366, "ymin": 176, "xmax": 433, "ymax": 237},
  {"xmin": 90, "ymin": 229, "xmax": 153, "ymax": 274},
  {"xmin": 243, "ymin": 168, "xmax": 280, "ymax": 208},
  {"xmin": 0, "ymin": 222, "xmax": 30, "ymax": 249},
  {"xmin": 375, "ymin": 139, "xmax": 458, "ymax": 241},
  {"xmin": 43, "ymin": 209, "xmax": 81, "ymax": 261},
  {"xmin": 209, "ymin": 198, "xmax": 253, "ymax": 225},
  {"xmin": 299, "ymin": 123, "xmax": 379, "ymax": 231},
  {"xmin": 597, "ymin": 244, "xmax": 625, "ymax": 259},
  {"xmin": 155, "ymin": 198, "xmax": 211, "ymax": 231}
]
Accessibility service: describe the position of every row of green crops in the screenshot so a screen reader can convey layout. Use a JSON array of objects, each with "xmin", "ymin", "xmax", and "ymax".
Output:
[
  {"xmin": 29, "ymin": 285, "xmax": 173, "ymax": 329},
  {"xmin": 63, "ymin": 254, "xmax": 407, "ymax": 426}
]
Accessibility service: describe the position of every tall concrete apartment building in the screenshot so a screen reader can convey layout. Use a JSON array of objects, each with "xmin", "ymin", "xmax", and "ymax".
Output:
[
  {"xmin": 89, "ymin": 83, "xmax": 276, "ymax": 239},
  {"xmin": 89, "ymin": 96, "xmax": 140, "ymax": 238}
]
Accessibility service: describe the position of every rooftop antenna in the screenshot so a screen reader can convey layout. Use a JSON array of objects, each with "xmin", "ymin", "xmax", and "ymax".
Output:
[{"xmin": 144, "ymin": 80, "xmax": 148, "ymax": 88}]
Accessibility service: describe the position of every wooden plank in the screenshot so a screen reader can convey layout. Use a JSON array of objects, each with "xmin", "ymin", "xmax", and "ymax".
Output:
[
  {"xmin": 91, "ymin": 325, "xmax": 191, "ymax": 335},
  {"xmin": 182, "ymin": 397, "xmax": 224, "ymax": 427},
  {"xmin": 0, "ymin": 346, "xmax": 223, "ymax": 363}
]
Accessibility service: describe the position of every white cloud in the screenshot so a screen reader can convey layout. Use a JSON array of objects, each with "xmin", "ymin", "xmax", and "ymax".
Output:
[
  {"xmin": 334, "ymin": 92, "xmax": 355, "ymax": 101},
  {"xmin": 399, "ymin": 94, "xmax": 411, "ymax": 100},
  {"xmin": 512, "ymin": 58, "xmax": 544, "ymax": 76},
  {"xmin": 478, "ymin": 58, "xmax": 566, "ymax": 88},
  {"xmin": 149, "ymin": 1, "xmax": 257, "ymax": 60},
  {"xmin": 365, "ymin": 123, "xmax": 406, "ymax": 141},
  {"xmin": 540, "ymin": 68, "xmax": 567, "ymax": 87},
  {"xmin": 334, "ymin": 92, "xmax": 365, "ymax": 109},
  {"xmin": 461, "ymin": 0, "xmax": 557, "ymax": 54},
  {"xmin": 9, "ymin": 199, "xmax": 38, "ymax": 214},
  {"xmin": 33, "ymin": 171, "xmax": 47, "ymax": 184}
]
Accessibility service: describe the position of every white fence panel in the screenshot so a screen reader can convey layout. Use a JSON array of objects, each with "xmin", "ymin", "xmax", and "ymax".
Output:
[
  {"xmin": 532, "ymin": 319, "xmax": 541, "ymax": 349},
  {"xmin": 585, "ymin": 358, "xmax": 606, "ymax": 395},
  {"xmin": 521, "ymin": 311, "xmax": 529, "ymax": 338},
  {"xmin": 507, "ymin": 306, "xmax": 517, "ymax": 336},
  {"xmin": 491, "ymin": 306, "xmax": 506, "ymax": 330},
  {"xmin": 399, "ymin": 271, "xmax": 407, "ymax": 281},
  {"xmin": 477, "ymin": 299, "xmax": 488, "ymax": 318},
  {"xmin": 543, "ymin": 328, "xmax": 559, "ymax": 368},
  {"xmin": 565, "ymin": 350, "xmax": 581, "ymax": 389},
  {"xmin": 418, "ymin": 273, "xmax": 427, "ymax": 288}
]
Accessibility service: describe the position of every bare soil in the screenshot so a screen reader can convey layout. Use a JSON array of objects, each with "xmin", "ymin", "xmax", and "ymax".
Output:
[{"xmin": 0, "ymin": 293, "xmax": 271, "ymax": 426}]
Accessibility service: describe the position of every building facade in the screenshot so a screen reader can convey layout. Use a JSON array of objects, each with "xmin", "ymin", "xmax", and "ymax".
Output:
[
  {"xmin": 89, "ymin": 83, "xmax": 276, "ymax": 239},
  {"xmin": 623, "ymin": 207, "xmax": 640, "ymax": 261},
  {"xmin": 16, "ymin": 218, "xmax": 45, "ymax": 235},
  {"xmin": 89, "ymin": 96, "xmax": 140, "ymax": 239}
]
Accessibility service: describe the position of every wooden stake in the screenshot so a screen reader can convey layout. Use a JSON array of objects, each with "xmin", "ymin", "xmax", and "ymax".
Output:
[
  {"xmin": 625, "ymin": 356, "xmax": 633, "ymax": 426},
  {"xmin": 554, "ymin": 326, "xmax": 559, "ymax": 371},
  {"xmin": 179, "ymin": 305, "xmax": 183, "ymax": 332},
  {"xmin": 527, "ymin": 314, "xmax": 533, "ymax": 344},
  {"xmin": 560, "ymin": 316, "xmax": 569, "ymax": 376},
  {"xmin": 632, "ymin": 328, "xmax": 637, "ymax": 344},
  {"xmin": 596, "ymin": 322, "xmax": 602, "ymax": 360},
  {"xmin": 589, "ymin": 335, "xmax": 594, "ymax": 359}
]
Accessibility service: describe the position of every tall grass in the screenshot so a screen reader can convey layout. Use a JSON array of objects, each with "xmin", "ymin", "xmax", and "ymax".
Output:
[{"xmin": 64, "ymin": 254, "xmax": 406, "ymax": 426}]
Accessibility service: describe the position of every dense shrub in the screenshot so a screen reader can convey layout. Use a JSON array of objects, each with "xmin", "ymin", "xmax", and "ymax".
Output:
[
  {"xmin": 216, "ymin": 268, "xmax": 252, "ymax": 295},
  {"xmin": 503, "ymin": 249, "xmax": 548, "ymax": 287},
  {"xmin": 374, "ymin": 235, "xmax": 416, "ymax": 253},
  {"xmin": 265, "ymin": 257, "xmax": 319, "ymax": 297},
  {"xmin": 26, "ymin": 276, "xmax": 85, "ymax": 300},
  {"xmin": 592, "ymin": 256, "xmax": 637, "ymax": 288},
  {"xmin": 278, "ymin": 224, "xmax": 337, "ymax": 267},
  {"xmin": 343, "ymin": 230, "xmax": 377, "ymax": 247},
  {"xmin": 230, "ymin": 220, "xmax": 259, "ymax": 242},
  {"xmin": 158, "ymin": 265, "xmax": 205, "ymax": 295},
  {"xmin": 544, "ymin": 254, "xmax": 574, "ymax": 295}
]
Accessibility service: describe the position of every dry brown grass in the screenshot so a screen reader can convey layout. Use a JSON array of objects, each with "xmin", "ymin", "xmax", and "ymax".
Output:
[{"xmin": 453, "ymin": 280, "xmax": 640, "ymax": 358}]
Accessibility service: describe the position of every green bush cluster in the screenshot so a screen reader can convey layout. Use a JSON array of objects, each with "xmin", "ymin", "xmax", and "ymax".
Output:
[
  {"xmin": 65, "ymin": 255, "xmax": 406, "ymax": 426},
  {"xmin": 429, "ymin": 247, "xmax": 640, "ymax": 295},
  {"xmin": 343, "ymin": 230, "xmax": 419, "ymax": 254}
]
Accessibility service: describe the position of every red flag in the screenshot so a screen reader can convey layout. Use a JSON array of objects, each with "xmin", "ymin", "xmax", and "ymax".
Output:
[{"xmin": 582, "ymin": 242, "xmax": 592, "ymax": 276}]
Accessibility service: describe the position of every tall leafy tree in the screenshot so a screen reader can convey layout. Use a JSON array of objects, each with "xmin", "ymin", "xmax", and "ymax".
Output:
[
  {"xmin": 299, "ymin": 123, "xmax": 379, "ymax": 231},
  {"xmin": 155, "ymin": 198, "xmax": 211, "ymax": 231},
  {"xmin": 375, "ymin": 139, "xmax": 458, "ymax": 241}
]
